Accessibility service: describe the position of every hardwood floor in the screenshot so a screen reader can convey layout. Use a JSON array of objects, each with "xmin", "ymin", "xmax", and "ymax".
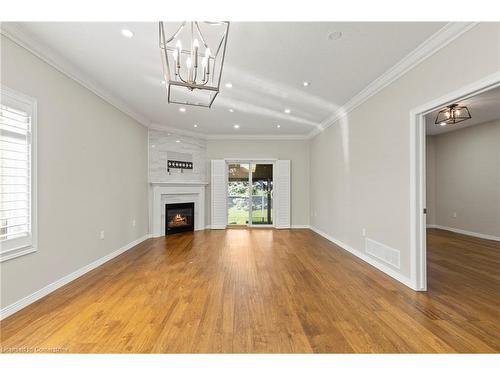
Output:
[{"xmin": 1, "ymin": 228, "xmax": 499, "ymax": 353}]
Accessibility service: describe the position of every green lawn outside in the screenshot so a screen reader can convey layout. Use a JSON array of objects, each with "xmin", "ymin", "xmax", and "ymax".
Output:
[{"xmin": 228, "ymin": 206, "xmax": 272, "ymax": 225}]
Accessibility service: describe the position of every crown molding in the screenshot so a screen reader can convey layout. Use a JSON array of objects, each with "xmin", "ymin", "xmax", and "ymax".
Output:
[
  {"xmin": 148, "ymin": 123, "xmax": 209, "ymax": 139},
  {"xmin": 205, "ymin": 133, "xmax": 308, "ymax": 140},
  {"xmin": 149, "ymin": 123, "xmax": 309, "ymax": 140},
  {"xmin": 0, "ymin": 23, "xmax": 152, "ymax": 128},
  {"xmin": 307, "ymin": 22, "xmax": 479, "ymax": 139}
]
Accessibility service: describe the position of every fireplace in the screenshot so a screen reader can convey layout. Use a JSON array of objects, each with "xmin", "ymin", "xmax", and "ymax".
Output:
[{"xmin": 165, "ymin": 202, "xmax": 194, "ymax": 235}]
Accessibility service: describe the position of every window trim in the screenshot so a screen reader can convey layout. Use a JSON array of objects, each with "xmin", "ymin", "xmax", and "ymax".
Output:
[{"xmin": 0, "ymin": 86, "xmax": 37, "ymax": 262}]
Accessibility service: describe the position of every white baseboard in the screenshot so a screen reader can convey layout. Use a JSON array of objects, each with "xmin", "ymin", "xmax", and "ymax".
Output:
[
  {"xmin": 0, "ymin": 233, "xmax": 152, "ymax": 320},
  {"xmin": 309, "ymin": 226, "xmax": 415, "ymax": 290},
  {"xmin": 427, "ymin": 224, "xmax": 500, "ymax": 242},
  {"xmin": 205, "ymin": 225, "xmax": 311, "ymax": 230}
]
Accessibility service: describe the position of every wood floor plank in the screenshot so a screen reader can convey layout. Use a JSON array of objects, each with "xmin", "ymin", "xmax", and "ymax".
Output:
[{"xmin": 1, "ymin": 228, "xmax": 499, "ymax": 353}]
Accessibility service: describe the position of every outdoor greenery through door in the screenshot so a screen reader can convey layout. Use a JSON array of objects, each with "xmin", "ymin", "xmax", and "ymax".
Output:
[{"xmin": 227, "ymin": 163, "xmax": 273, "ymax": 226}]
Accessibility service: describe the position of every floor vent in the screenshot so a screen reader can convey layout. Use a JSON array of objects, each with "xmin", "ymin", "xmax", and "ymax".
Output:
[{"xmin": 365, "ymin": 238, "xmax": 400, "ymax": 269}]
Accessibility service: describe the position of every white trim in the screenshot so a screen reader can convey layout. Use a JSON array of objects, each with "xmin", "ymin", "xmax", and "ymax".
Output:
[
  {"xmin": 149, "ymin": 123, "xmax": 311, "ymax": 141},
  {"xmin": 310, "ymin": 226, "xmax": 414, "ymax": 289},
  {"xmin": 307, "ymin": 22, "xmax": 478, "ymax": 139},
  {"xmin": 149, "ymin": 181, "xmax": 208, "ymax": 186},
  {"xmin": 0, "ymin": 85, "xmax": 38, "ymax": 263},
  {"xmin": 1, "ymin": 24, "xmax": 151, "ymax": 128},
  {"xmin": 148, "ymin": 123, "xmax": 210, "ymax": 140},
  {"xmin": 0, "ymin": 234, "xmax": 151, "ymax": 320},
  {"xmin": 410, "ymin": 71, "xmax": 500, "ymax": 292},
  {"xmin": 206, "ymin": 134, "xmax": 309, "ymax": 140},
  {"xmin": 291, "ymin": 225, "xmax": 310, "ymax": 229},
  {"xmin": 427, "ymin": 225, "xmax": 500, "ymax": 242}
]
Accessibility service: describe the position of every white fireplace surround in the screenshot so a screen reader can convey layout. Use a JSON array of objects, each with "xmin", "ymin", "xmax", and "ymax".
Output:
[{"xmin": 151, "ymin": 182, "xmax": 207, "ymax": 237}]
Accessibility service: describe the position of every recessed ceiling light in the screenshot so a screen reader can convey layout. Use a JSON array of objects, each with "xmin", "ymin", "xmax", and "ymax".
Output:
[
  {"xmin": 440, "ymin": 122, "xmax": 446, "ymax": 126},
  {"xmin": 284, "ymin": 108, "xmax": 291, "ymax": 114},
  {"xmin": 233, "ymin": 124, "xmax": 240, "ymax": 129},
  {"xmin": 303, "ymin": 81, "xmax": 310, "ymax": 87},
  {"xmin": 228, "ymin": 109, "xmax": 234, "ymax": 113},
  {"xmin": 193, "ymin": 124, "xmax": 198, "ymax": 128},
  {"xmin": 175, "ymin": 140, "xmax": 181, "ymax": 143},
  {"xmin": 179, "ymin": 107, "xmax": 186, "ymax": 113},
  {"xmin": 121, "ymin": 29, "xmax": 134, "ymax": 38},
  {"xmin": 328, "ymin": 31, "xmax": 342, "ymax": 41},
  {"xmin": 276, "ymin": 124, "xmax": 281, "ymax": 128},
  {"xmin": 225, "ymin": 82, "xmax": 233, "ymax": 88}
]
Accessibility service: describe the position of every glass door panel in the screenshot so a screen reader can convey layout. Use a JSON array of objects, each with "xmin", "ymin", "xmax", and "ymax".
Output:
[
  {"xmin": 251, "ymin": 163, "xmax": 273, "ymax": 225},
  {"xmin": 227, "ymin": 163, "xmax": 250, "ymax": 225}
]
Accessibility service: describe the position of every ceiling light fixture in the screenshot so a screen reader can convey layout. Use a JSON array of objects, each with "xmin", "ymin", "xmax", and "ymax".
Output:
[
  {"xmin": 303, "ymin": 81, "xmax": 310, "ymax": 87},
  {"xmin": 434, "ymin": 104, "xmax": 471, "ymax": 125},
  {"xmin": 179, "ymin": 107, "xmax": 186, "ymax": 112},
  {"xmin": 121, "ymin": 29, "xmax": 134, "ymax": 38},
  {"xmin": 276, "ymin": 124, "xmax": 281, "ymax": 128},
  {"xmin": 193, "ymin": 124, "xmax": 198, "ymax": 128},
  {"xmin": 233, "ymin": 124, "xmax": 240, "ymax": 129},
  {"xmin": 175, "ymin": 140, "xmax": 181, "ymax": 143},
  {"xmin": 284, "ymin": 108, "xmax": 291, "ymax": 114},
  {"xmin": 228, "ymin": 108, "xmax": 234, "ymax": 113},
  {"xmin": 225, "ymin": 82, "xmax": 233, "ymax": 88},
  {"xmin": 159, "ymin": 21, "xmax": 230, "ymax": 108}
]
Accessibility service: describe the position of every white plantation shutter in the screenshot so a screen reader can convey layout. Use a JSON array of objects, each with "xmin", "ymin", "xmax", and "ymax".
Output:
[
  {"xmin": 211, "ymin": 160, "xmax": 227, "ymax": 229},
  {"xmin": 274, "ymin": 160, "xmax": 291, "ymax": 228},
  {"xmin": 0, "ymin": 87, "xmax": 37, "ymax": 261}
]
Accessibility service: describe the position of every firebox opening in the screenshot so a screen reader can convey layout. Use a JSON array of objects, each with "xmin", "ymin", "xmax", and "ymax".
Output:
[{"xmin": 165, "ymin": 202, "xmax": 194, "ymax": 235}]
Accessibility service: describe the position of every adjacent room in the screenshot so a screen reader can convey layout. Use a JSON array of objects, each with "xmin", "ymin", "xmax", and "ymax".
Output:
[
  {"xmin": 424, "ymin": 87, "xmax": 500, "ymax": 308},
  {"xmin": 1, "ymin": 21, "xmax": 499, "ymax": 354}
]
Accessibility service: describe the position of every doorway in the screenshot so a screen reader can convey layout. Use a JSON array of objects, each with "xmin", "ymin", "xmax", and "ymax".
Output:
[
  {"xmin": 227, "ymin": 162, "xmax": 274, "ymax": 226},
  {"xmin": 410, "ymin": 72, "xmax": 500, "ymax": 291}
]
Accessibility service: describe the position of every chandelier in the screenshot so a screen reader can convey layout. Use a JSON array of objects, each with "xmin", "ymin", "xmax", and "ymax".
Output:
[
  {"xmin": 159, "ymin": 21, "xmax": 230, "ymax": 108},
  {"xmin": 434, "ymin": 104, "xmax": 471, "ymax": 125}
]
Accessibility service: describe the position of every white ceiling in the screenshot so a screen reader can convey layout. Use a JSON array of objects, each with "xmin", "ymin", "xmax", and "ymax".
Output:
[
  {"xmin": 426, "ymin": 85, "xmax": 500, "ymax": 135},
  {"xmin": 5, "ymin": 22, "xmax": 446, "ymax": 137}
]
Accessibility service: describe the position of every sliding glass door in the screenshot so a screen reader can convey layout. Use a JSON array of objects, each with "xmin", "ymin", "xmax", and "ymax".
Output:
[
  {"xmin": 227, "ymin": 162, "xmax": 273, "ymax": 226},
  {"xmin": 251, "ymin": 164, "xmax": 273, "ymax": 225},
  {"xmin": 227, "ymin": 163, "xmax": 250, "ymax": 225}
]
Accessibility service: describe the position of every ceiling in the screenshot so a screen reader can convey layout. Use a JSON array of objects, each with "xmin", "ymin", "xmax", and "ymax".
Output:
[
  {"xmin": 425, "ymin": 85, "xmax": 500, "ymax": 135},
  {"xmin": 5, "ymin": 22, "xmax": 447, "ymax": 137}
]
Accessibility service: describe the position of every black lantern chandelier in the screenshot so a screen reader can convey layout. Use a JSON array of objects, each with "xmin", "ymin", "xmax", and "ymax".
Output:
[
  {"xmin": 434, "ymin": 104, "xmax": 472, "ymax": 126},
  {"xmin": 159, "ymin": 21, "xmax": 230, "ymax": 108}
]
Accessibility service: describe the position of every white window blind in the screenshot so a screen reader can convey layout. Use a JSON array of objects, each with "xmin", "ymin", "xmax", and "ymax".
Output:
[{"xmin": 0, "ymin": 87, "xmax": 36, "ymax": 262}]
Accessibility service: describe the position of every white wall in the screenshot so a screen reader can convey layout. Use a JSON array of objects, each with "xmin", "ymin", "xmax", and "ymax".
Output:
[
  {"xmin": 427, "ymin": 120, "xmax": 500, "ymax": 237},
  {"xmin": 309, "ymin": 23, "xmax": 500, "ymax": 280},
  {"xmin": 0, "ymin": 36, "xmax": 149, "ymax": 309},
  {"xmin": 206, "ymin": 139, "xmax": 310, "ymax": 227}
]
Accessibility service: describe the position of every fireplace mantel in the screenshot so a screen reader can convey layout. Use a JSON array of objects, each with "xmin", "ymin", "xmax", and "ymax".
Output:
[
  {"xmin": 149, "ymin": 181, "xmax": 208, "ymax": 186},
  {"xmin": 151, "ymin": 183, "xmax": 206, "ymax": 237}
]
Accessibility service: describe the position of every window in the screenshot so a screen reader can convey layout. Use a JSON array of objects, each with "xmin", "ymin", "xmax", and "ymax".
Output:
[{"xmin": 0, "ymin": 87, "xmax": 37, "ymax": 262}]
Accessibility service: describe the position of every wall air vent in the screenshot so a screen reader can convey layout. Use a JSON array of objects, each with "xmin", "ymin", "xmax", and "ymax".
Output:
[{"xmin": 365, "ymin": 238, "xmax": 400, "ymax": 269}]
